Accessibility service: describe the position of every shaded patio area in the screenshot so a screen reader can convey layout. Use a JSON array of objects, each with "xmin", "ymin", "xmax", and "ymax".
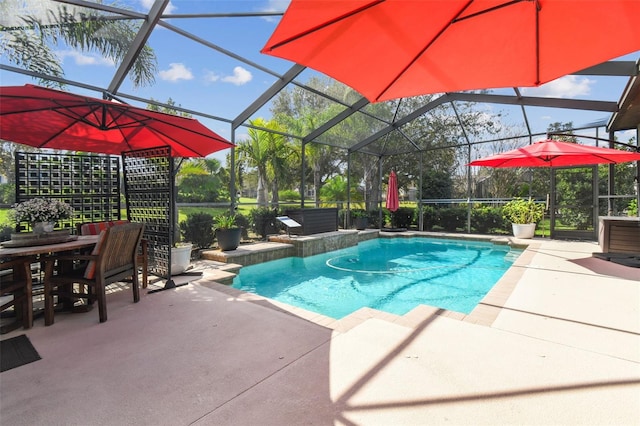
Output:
[{"xmin": 1, "ymin": 236, "xmax": 638, "ymax": 425}]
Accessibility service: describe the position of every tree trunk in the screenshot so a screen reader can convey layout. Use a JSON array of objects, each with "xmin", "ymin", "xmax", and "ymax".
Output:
[
  {"xmin": 365, "ymin": 172, "xmax": 379, "ymax": 211},
  {"xmin": 256, "ymin": 174, "xmax": 268, "ymax": 207},
  {"xmin": 271, "ymin": 177, "xmax": 279, "ymax": 208},
  {"xmin": 314, "ymin": 166, "xmax": 321, "ymax": 207}
]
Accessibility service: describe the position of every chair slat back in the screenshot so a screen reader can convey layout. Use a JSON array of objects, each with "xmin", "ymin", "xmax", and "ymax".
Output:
[{"xmin": 96, "ymin": 223, "xmax": 144, "ymax": 279}]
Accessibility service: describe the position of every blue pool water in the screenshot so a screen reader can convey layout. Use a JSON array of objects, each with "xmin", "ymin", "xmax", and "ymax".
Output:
[{"xmin": 232, "ymin": 237, "xmax": 522, "ymax": 319}]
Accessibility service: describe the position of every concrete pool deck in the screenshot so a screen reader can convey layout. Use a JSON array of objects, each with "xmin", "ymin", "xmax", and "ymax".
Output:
[{"xmin": 1, "ymin": 236, "xmax": 639, "ymax": 425}]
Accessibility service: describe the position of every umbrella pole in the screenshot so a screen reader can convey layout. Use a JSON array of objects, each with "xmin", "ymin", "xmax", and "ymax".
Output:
[
  {"xmin": 347, "ymin": 153, "xmax": 351, "ymax": 229},
  {"xmin": 419, "ymin": 152, "xmax": 423, "ymax": 231},
  {"xmin": 378, "ymin": 157, "xmax": 383, "ymax": 229}
]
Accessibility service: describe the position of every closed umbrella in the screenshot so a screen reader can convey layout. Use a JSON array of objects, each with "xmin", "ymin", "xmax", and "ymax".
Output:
[
  {"xmin": 0, "ymin": 84, "xmax": 233, "ymax": 157},
  {"xmin": 468, "ymin": 139, "xmax": 640, "ymax": 168},
  {"xmin": 386, "ymin": 170, "xmax": 399, "ymax": 212},
  {"xmin": 262, "ymin": 0, "xmax": 640, "ymax": 102}
]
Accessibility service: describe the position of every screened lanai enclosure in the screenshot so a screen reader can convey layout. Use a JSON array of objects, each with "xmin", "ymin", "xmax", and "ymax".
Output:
[{"xmin": 1, "ymin": 0, "xmax": 639, "ymax": 243}]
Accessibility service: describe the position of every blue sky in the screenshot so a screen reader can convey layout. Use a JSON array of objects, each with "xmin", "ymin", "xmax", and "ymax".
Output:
[{"xmin": 1, "ymin": 0, "xmax": 639, "ymax": 163}]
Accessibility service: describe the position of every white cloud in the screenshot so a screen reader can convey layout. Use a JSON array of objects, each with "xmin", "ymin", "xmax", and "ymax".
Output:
[
  {"xmin": 521, "ymin": 75, "xmax": 595, "ymax": 99},
  {"xmin": 221, "ymin": 66, "xmax": 253, "ymax": 86},
  {"xmin": 234, "ymin": 132, "xmax": 250, "ymax": 143},
  {"xmin": 619, "ymin": 129, "xmax": 636, "ymax": 143},
  {"xmin": 260, "ymin": 0, "xmax": 290, "ymax": 22},
  {"xmin": 159, "ymin": 63, "xmax": 194, "ymax": 82},
  {"xmin": 57, "ymin": 50, "xmax": 115, "ymax": 67},
  {"xmin": 0, "ymin": 0, "xmax": 52, "ymax": 26},
  {"xmin": 204, "ymin": 70, "xmax": 221, "ymax": 83},
  {"xmin": 139, "ymin": 0, "xmax": 176, "ymax": 14}
]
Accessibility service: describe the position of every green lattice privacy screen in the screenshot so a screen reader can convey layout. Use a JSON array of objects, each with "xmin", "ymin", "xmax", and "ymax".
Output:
[
  {"xmin": 122, "ymin": 147, "xmax": 173, "ymax": 278},
  {"xmin": 15, "ymin": 151, "xmax": 121, "ymax": 233}
]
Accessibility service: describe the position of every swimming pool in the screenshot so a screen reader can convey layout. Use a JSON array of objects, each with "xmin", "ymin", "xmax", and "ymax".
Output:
[{"xmin": 232, "ymin": 237, "xmax": 522, "ymax": 319}]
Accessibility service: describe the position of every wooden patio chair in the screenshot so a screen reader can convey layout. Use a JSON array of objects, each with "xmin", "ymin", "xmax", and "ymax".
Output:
[
  {"xmin": 0, "ymin": 257, "xmax": 34, "ymax": 334},
  {"xmin": 76, "ymin": 220, "xmax": 149, "ymax": 288},
  {"xmin": 43, "ymin": 222, "xmax": 144, "ymax": 325}
]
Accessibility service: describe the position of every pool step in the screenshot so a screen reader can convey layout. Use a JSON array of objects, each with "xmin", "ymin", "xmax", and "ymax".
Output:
[
  {"xmin": 188, "ymin": 260, "xmax": 243, "ymax": 286},
  {"xmin": 203, "ymin": 269, "xmax": 237, "ymax": 286},
  {"xmin": 201, "ymin": 242, "xmax": 294, "ymax": 266},
  {"xmin": 504, "ymin": 251, "xmax": 523, "ymax": 263}
]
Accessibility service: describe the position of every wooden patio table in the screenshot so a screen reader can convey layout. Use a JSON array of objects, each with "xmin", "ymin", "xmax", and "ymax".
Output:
[
  {"xmin": 0, "ymin": 235, "xmax": 99, "ymax": 258},
  {"xmin": 0, "ymin": 235, "xmax": 100, "ymax": 327}
]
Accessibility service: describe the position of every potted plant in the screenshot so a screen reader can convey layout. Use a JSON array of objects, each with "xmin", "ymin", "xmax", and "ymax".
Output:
[
  {"xmin": 11, "ymin": 198, "xmax": 74, "ymax": 234},
  {"xmin": 215, "ymin": 213, "xmax": 242, "ymax": 251},
  {"xmin": 502, "ymin": 197, "xmax": 544, "ymax": 238},
  {"xmin": 179, "ymin": 212, "xmax": 215, "ymax": 250},
  {"xmin": 351, "ymin": 209, "xmax": 369, "ymax": 230},
  {"xmin": 171, "ymin": 213, "xmax": 216, "ymax": 275},
  {"xmin": 171, "ymin": 225, "xmax": 193, "ymax": 275}
]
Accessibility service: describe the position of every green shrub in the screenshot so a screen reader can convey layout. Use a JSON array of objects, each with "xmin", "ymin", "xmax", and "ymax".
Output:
[
  {"xmin": 250, "ymin": 207, "xmax": 278, "ymax": 240},
  {"xmin": 278, "ymin": 189, "xmax": 300, "ymax": 202},
  {"xmin": 420, "ymin": 205, "xmax": 438, "ymax": 231},
  {"xmin": 558, "ymin": 208, "xmax": 592, "ymax": 230},
  {"xmin": 369, "ymin": 209, "xmax": 383, "ymax": 228},
  {"xmin": 179, "ymin": 212, "xmax": 215, "ymax": 249},
  {"xmin": 390, "ymin": 207, "xmax": 414, "ymax": 228},
  {"xmin": 627, "ymin": 198, "xmax": 638, "ymax": 216},
  {"xmin": 438, "ymin": 207, "xmax": 467, "ymax": 232},
  {"xmin": 0, "ymin": 183, "xmax": 15, "ymax": 204},
  {"xmin": 471, "ymin": 205, "xmax": 503, "ymax": 233},
  {"xmin": 235, "ymin": 213, "xmax": 250, "ymax": 239},
  {"xmin": 0, "ymin": 222, "xmax": 13, "ymax": 242},
  {"xmin": 350, "ymin": 208, "xmax": 368, "ymax": 218}
]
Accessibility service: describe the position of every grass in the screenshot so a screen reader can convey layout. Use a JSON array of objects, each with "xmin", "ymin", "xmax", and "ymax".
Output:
[
  {"xmin": 0, "ymin": 198, "xmax": 259, "ymax": 227},
  {"xmin": 0, "ymin": 209, "xmax": 9, "ymax": 225}
]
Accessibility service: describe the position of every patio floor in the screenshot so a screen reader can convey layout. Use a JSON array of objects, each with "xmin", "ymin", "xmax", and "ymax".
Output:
[{"xmin": 1, "ymin": 237, "xmax": 639, "ymax": 425}]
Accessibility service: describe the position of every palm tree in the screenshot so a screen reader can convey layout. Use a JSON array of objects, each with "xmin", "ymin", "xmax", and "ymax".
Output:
[
  {"xmin": 1, "ymin": 1, "xmax": 157, "ymax": 88},
  {"xmin": 319, "ymin": 175, "xmax": 362, "ymax": 209},
  {"xmin": 238, "ymin": 118, "xmax": 273, "ymax": 207},
  {"xmin": 264, "ymin": 127, "xmax": 295, "ymax": 208}
]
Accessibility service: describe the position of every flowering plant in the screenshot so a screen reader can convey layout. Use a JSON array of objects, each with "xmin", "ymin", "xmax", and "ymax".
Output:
[{"xmin": 11, "ymin": 198, "xmax": 74, "ymax": 224}]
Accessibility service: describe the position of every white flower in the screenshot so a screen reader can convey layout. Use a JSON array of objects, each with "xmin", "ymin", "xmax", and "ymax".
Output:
[{"xmin": 11, "ymin": 198, "xmax": 74, "ymax": 224}]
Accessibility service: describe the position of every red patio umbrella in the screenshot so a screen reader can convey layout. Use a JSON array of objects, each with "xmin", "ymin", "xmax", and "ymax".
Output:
[
  {"xmin": 386, "ymin": 170, "xmax": 399, "ymax": 212},
  {"xmin": 0, "ymin": 84, "xmax": 233, "ymax": 157},
  {"xmin": 262, "ymin": 0, "xmax": 640, "ymax": 102},
  {"xmin": 468, "ymin": 139, "xmax": 640, "ymax": 168}
]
